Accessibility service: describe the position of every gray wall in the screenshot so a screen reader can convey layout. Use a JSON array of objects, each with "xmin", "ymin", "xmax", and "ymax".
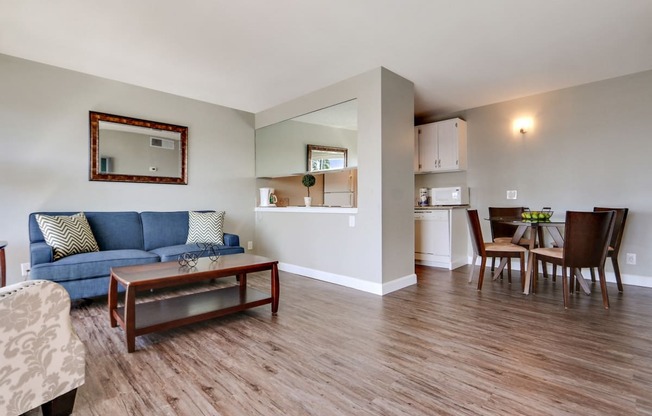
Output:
[
  {"xmin": 417, "ymin": 70, "xmax": 652, "ymax": 286},
  {"xmin": 255, "ymin": 67, "xmax": 416, "ymax": 293},
  {"xmin": 0, "ymin": 54, "xmax": 256, "ymax": 285}
]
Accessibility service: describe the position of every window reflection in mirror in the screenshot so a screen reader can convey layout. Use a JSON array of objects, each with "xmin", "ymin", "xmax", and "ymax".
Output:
[
  {"xmin": 89, "ymin": 112, "xmax": 188, "ymax": 184},
  {"xmin": 308, "ymin": 145, "xmax": 347, "ymax": 172}
]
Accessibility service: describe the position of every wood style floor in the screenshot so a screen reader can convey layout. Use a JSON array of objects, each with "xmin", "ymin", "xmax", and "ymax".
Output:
[{"xmin": 32, "ymin": 265, "xmax": 652, "ymax": 415}]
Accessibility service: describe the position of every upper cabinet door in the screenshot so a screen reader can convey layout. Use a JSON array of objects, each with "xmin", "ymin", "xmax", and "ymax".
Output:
[
  {"xmin": 417, "ymin": 123, "xmax": 438, "ymax": 172},
  {"xmin": 436, "ymin": 119, "xmax": 460, "ymax": 171},
  {"xmin": 414, "ymin": 127, "xmax": 420, "ymax": 173}
]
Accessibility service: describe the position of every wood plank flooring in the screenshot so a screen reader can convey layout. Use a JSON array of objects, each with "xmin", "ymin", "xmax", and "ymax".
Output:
[{"xmin": 29, "ymin": 265, "xmax": 652, "ymax": 415}]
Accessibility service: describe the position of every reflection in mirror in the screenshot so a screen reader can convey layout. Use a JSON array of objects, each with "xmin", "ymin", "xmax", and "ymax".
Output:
[
  {"xmin": 255, "ymin": 99, "xmax": 357, "ymax": 177},
  {"xmin": 308, "ymin": 145, "xmax": 347, "ymax": 172},
  {"xmin": 89, "ymin": 112, "xmax": 188, "ymax": 184}
]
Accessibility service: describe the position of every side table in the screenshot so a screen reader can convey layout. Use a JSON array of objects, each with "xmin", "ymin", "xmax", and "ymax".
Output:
[{"xmin": 0, "ymin": 241, "xmax": 7, "ymax": 287}]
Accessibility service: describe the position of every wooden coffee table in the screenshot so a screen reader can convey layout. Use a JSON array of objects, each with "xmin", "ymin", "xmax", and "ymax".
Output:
[{"xmin": 108, "ymin": 253, "xmax": 279, "ymax": 352}]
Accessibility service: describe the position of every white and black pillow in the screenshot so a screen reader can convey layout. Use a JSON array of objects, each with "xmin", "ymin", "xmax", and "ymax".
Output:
[
  {"xmin": 186, "ymin": 211, "xmax": 225, "ymax": 245},
  {"xmin": 36, "ymin": 212, "xmax": 100, "ymax": 260}
]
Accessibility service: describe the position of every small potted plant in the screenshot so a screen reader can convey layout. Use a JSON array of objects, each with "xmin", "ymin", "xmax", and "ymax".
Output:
[{"xmin": 302, "ymin": 174, "xmax": 316, "ymax": 207}]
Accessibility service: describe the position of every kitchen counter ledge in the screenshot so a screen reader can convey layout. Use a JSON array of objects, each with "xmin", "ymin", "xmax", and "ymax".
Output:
[{"xmin": 255, "ymin": 206, "xmax": 358, "ymax": 214}]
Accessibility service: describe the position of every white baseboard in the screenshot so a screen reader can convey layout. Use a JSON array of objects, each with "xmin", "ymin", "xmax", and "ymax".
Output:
[
  {"xmin": 278, "ymin": 262, "xmax": 417, "ymax": 296},
  {"xmin": 416, "ymin": 258, "xmax": 467, "ymax": 270},
  {"xmin": 466, "ymin": 256, "xmax": 652, "ymax": 288}
]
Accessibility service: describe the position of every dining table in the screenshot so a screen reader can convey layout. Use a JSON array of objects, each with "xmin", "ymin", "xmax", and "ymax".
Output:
[{"xmin": 488, "ymin": 217, "xmax": 592, "ymax": 295}]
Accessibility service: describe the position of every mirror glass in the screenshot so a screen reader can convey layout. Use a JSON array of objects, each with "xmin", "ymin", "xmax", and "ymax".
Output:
[
  {"xmin": 308, "ymin": 144, "xmax": 347, "ymax": 172},
  {"xmin": 89, "ymin": 112, "xmax": 188, "ymax": 184},
  {"xmin": 255, "ymin": 99, "xmax": 357, "ymax": 177}
]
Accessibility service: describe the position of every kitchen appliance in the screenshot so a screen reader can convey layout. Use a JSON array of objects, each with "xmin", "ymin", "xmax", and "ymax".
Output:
[
  {"xmin": 429, "ymin": 186, "xmax": 469, "ymax": 206},
  {"xmin": 259, "ymin": 187, "xmax": 277, "ymax": 207},
  {"xmin": 418, "ymin": 188, "xmax": 429, "ymax": 206}
]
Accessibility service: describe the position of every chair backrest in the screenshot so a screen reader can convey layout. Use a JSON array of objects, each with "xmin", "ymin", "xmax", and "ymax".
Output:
[
  {"xmin": 594, "ymin": 207, "xmax": 629, "ymax": 254},
  {"xmin": 488, "ymin": 207, "xmax": 525, "ymax": 241},
  {"xmin": 466, "ymin": 209, "xmax": 486, "ymax": 256},
  {"xmin": 563, "ymin": 211, "xmax": 615, "ymax": 268}
]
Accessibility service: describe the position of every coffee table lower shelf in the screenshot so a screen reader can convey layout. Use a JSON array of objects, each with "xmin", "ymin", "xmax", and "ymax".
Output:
[{"xmin": 112, "ymin": 286, "xmax": 272, "ymax": 346}]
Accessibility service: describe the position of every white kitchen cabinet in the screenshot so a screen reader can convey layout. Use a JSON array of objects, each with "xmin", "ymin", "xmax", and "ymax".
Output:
[
  {"xmin": 415, "ymin": 118, "xmax": 467, "ymax": 173},
  {"xmin": 415, "ymin": 208, "xmax": 468, "ymax": 270}
]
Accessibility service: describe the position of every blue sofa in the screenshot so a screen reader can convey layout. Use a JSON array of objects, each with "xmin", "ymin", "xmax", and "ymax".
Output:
[{"xmin": 28, "ymin": 211, "xmax": 245, "ymax": 300}]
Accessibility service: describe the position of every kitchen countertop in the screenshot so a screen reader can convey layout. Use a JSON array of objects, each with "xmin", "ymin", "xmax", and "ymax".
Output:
[{"xmin": 414, "ymin": 205, "xmax": 469, "ymax": 210}]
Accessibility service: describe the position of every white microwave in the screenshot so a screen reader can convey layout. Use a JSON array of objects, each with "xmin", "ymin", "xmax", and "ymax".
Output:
[{"xmin": 429, "ymin": 186, "xmax": 469, "ymax": 206}]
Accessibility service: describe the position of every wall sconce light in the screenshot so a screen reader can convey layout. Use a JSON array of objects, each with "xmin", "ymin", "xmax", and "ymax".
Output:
[{"xmin": 514, "ymin": 117, "xmax": 533, "ymax": 135}]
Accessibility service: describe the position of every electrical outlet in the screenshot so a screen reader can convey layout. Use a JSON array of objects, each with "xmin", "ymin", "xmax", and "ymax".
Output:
[
  {"xmin": 626, "ymin": 253, "xmax": 636, "ymax": 265},
  {"xmin": 247, "ymin": 241, "xmax": 253, "ymax": 250},
  {"xmin": 21, "ymin": 263, "xmax": 31, "ymax": 277},
  {"xmin": 349, "ymin": 215, "xmax": 356, "ymax": 227}
]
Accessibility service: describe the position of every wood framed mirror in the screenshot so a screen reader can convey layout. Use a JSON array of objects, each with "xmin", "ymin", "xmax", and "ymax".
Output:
[
  {"xmin": 89, "ymin": 111, "xmax": 188, "ymax": 184},
  {"xmin": 307, "ymin": 144, "xmax": 348, "ymax": 172}
]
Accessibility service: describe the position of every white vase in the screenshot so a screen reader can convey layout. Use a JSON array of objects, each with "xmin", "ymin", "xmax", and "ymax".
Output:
[{"xmin": 304, "ymin": 197, "xmax": 312, "ymax": 207}]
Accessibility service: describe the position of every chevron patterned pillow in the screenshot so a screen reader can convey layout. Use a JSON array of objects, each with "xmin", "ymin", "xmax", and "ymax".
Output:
[
  {"xmin": 186, "ymin": 211, "xmax": 225, "ymax": 245},
  {"xmin": 36, "ymin": 212, "xmax": 100, "ymax": 260}
]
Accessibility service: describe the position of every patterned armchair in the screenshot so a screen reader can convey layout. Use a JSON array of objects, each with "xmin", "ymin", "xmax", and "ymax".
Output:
[{"xmin": 0, "ymin": 280, "xmax": 85, "ymax": 416}]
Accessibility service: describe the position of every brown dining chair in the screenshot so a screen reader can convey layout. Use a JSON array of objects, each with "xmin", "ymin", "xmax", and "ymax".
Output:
[
  {"xmin": 488, "ymin": 206, "xmax": 548, "ymax": 279},
  {"xmin": 467, "ymin": 209, "xmax": 528, "ymax": 291},
  {"xmin": 590, "ymin": 207, "xmax": 628, "ymax": 292},
  {"xmin": 530, "ymin": 211, "xmax": 615, "ymax": 309},
  {"xmin": 488, "ymin": 206, "xmax": 529, "ymax": 244}
]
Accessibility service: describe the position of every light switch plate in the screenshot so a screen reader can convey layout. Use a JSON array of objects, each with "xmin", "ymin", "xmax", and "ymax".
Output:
[{"xmin": 506, "ymin": 190, "xmax": 517, "ymax": 200}]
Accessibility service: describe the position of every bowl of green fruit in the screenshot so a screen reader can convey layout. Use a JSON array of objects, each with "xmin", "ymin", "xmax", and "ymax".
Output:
[{"xmin": 521, "ymin": 210, "xmax": 553, "ymax": 222}]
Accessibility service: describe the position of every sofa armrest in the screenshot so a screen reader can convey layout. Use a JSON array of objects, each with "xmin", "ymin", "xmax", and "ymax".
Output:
[
  {"xmin": 223, "ymin": 233, "xmax": 240, "ymax": 247},
  {"xmin": 30, "ymin": 241, "xmax": 53, "ymax": 266},
  {"xmin": 0, "ymin": 280, "xmax": 85, "ymax": 415}
]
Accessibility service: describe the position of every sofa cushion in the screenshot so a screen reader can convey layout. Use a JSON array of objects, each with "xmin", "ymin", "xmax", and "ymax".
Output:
[
  {"xmin": 29, "ymin": 212, "xmax": 144, "ymax": 251},
  {"xmin": 36, "ymin": 212, "xmax": 100, "ymax": 260},
  {"xmin": 186, "ymin": 211, "xmax": 225, "ymax": 245},
  {"xmin": 29, "ymin": 249, "xmax": 159, "ymax": 283},
  {"xmin": 141, "ymin": 211, "xmax": 191, "ymax": 251},
  {"xmin": 150, "ymin": 243, "xmax": 245, "ymax": 263}
]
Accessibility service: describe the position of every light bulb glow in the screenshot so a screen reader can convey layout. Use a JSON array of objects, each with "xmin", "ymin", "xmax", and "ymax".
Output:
[{"xmin": 514, "ymin": 117, "xmax": 533, "ymax": 134}]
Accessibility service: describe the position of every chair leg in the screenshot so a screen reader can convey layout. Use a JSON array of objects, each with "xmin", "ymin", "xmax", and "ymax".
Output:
[
  {"xmin": 552, "ymin": 265, "xmax": 557, "ymax": 282},
  {"xmin": 507, "ymin": 259, "xmax": 512, "ymax": 283},
  {"xmin": 41, "ymin": 388, "xmax": 78, "ymax": 416},
  {"xmin": 590, "ymin": 267, "xmax": 596, "ymax": 282},
  {"xmin": 531, "ymin": 254, "xmax": 538, "ymax": 292},
  {"xmin": 598, "ymin": 266, "xmax": 610, "ymax": 309},
  {"xmin": 519, "ymin": 252, "xmax": 526, "ymax": 291},
  {"xmin": 477, "ymin": 257, "xmax": 487, "ymax": 290},
  {"xmin": 469, "ymin": 254, "xmax": 478, "ymax": 283},
  {"xmin": 569, "ymin": 270, "xmax": 575, "ymax": 294},
  {"xmin": 491, "ymin": 256, "xmax": 496, "ymax": 272},
  {"xmin": 611, "ymin": 257, "xmax": 624, "ymax": 293},
  {"xmin": 561, "ymin": 267, "xmax": 569, "ymax": 309},
  {"xmin": 537, "ymin": 227, "xmax": 549, "ymax": 279}
]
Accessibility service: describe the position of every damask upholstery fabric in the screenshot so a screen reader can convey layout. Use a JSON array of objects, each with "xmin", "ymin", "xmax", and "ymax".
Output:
[
  {"xmin": 36, "ymin": 212, "xmax": 99, "ymax": 260},
  {"xmin": 0, "ymin": 280, "xmax": 85, "ymax": 415},
  {"xmin": 186, "ymin": 211, "xmax": 225, "ymax": 245}
]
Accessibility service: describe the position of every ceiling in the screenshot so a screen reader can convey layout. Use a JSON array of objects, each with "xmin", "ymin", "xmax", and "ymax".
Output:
[{"xmin": 2, "ymin": 0, "xmax": 652, "ymax": 118}]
